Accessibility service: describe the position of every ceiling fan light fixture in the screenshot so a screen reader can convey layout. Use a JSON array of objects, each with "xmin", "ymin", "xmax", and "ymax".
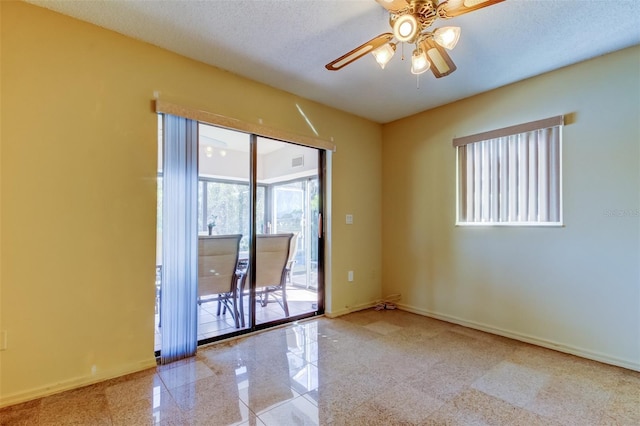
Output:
[
  {"xmin": 433, "ymin": 26, "xmax": 461, "ymax": 50},
  {"xmin": 326, "ymin": 0, "xmax": 505, "ymax": 76},
  {"xmin": 371, "ymin": 43, "xmax": 396, "ymax": 69},
  {"xmin": 393, "ymin": 14, "xmax": 419, "ymax": 42},
  {"xmin": 410, "ymin": 48, "xmax": 430, "ymax": 74}
]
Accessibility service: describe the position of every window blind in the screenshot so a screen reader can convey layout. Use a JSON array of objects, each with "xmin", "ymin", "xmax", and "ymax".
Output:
[{"xmin": 456, "ymin": 116, "xmax": 563, "ymax": 225}]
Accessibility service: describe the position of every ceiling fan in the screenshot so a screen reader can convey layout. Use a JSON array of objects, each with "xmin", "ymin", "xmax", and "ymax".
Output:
[{"xmin": 325, "ymin": 0, "xmax": 504, "ymax": 78}]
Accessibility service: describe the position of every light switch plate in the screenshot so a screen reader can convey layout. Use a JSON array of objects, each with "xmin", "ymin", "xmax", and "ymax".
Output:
[{"xmin": 346, "ymin": 214, "xmax": 353, "ymax": 224}]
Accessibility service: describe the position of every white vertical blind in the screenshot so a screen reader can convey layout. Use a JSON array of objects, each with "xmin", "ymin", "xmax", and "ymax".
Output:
[
  {"xmin": 457, "ymin": 124, "xmax": 562, "ymax": 224},
  {"xmin": 160, "ymin": 114, "xmax": 199, "ymax": 364}
]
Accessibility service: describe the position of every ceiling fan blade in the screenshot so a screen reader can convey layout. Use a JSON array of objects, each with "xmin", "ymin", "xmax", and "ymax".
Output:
[
  {"xmin": 374, "ymin": 0, "xmax": 409, "ymax": 12},
  {"xmin": 421, "ymin": 38, "xmax": 457, "ymax": 78},
  {"xmin": 326, "ymin": 33, "xmax": 394, "ymax": 71},
  {"xmin": 439, "ymin": 0, "xmax": 505, "ymax": 18}
]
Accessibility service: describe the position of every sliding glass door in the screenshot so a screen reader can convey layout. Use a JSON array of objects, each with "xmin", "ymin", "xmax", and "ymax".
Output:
[
  {"xmin": 155, "ymin": 118, "xmax": 324, "ymax": 353},
  {"xmin": 255, "ymin": 138, "xmax": 322, "ymax": 325}
]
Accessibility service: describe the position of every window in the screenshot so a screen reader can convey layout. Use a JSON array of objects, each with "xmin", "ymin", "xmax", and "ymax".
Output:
[
  {"xmin": 198, "ymin": 178, "xmax": 265, "ymax": 251},
  {"xmin": 455, "ymin": 116, "xmax": 563, "ymax": 226}
]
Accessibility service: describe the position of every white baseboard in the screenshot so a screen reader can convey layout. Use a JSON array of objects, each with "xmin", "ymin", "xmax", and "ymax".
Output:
[
  {"xmin": 398, "ymin": 303, "xmax": 640, "ymax": 372},
  {"xmin": 0, "ymin": 358, "xmax": 158, "ymax": 408},
  {"xmin": 326, "ymin": 300, "xmax": 378, "ymax": 318}
]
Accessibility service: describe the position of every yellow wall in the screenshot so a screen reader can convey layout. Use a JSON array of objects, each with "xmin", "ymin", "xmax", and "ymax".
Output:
[
  {"xmin": 0, "ymin": 0, "xmax": 4, "ymax": 401},
  {"xmin": 382, "ymin": 45, "xmax": 640, "ymax": 370},
  {"xmin": 0, "ymin": 1, "xmax": 382, "ymax": 405}
]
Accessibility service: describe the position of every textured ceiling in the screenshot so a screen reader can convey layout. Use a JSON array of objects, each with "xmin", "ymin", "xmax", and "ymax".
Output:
[{"xmin": 26, "ymin": 0, "xmax": 640, "ymax": 123}]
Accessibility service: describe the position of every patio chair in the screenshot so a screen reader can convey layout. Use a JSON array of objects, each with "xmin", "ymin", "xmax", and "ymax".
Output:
[
  {"xmin": 198, "ymin": 234, "xmax": 243, "ymax": 328},
  {"xmin": 256, "ymin": 233, "xmax": 293, "ymax": 317},
  {"xmin": 285, "ymin": 232, "xmax": 299, "ymax": 285}
]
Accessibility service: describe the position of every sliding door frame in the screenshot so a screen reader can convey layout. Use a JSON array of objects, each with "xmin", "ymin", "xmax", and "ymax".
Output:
[
  {"xmin": 249, "ymin": 140, "xmax": 326, "ymax": 334},
  {"xmin": 155, "ymin": 101, "xmax": 333, "ymax": 352}
]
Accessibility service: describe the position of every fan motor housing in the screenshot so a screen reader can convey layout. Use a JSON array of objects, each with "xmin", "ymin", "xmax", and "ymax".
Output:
[{"xmin": 389, "ymin": 0, "xmax": 439, "ymax": 34}]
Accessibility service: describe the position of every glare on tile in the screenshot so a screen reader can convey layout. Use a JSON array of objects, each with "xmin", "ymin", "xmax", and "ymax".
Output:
[
  {"xmin": 259, "ymin": 395, "xmax": 319, "ymax": 426},
  {"xmin": 291, "ymin": 364, "xmax": 319, "ymax": 393},
  {"xmin": 153, "ymin": 385, "xmax": 161, "ymax": 409}
]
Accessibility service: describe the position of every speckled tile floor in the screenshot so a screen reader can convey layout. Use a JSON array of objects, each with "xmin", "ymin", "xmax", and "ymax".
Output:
[{"xmin": 2, "ymin": 309, "xmax": 639, "ymax": 425}]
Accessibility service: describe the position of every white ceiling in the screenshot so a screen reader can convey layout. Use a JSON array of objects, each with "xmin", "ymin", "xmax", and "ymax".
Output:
[{"xmin": 27, "ymin": 0, "xmax": 640, "ymax": 123}]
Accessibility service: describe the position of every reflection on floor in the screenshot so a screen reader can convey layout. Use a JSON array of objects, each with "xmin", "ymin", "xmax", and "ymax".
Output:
[
  {"xmin": 155, "ymin": 286, "xmax": 318, "ymax": 352},
  {"xmin": 4, "ymin": 309, "xmax": 639, "ymax": 425}
]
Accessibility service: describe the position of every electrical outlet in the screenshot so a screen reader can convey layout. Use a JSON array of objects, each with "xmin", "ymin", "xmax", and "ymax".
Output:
[
  {"xmin": 348, "ymin": 270, "xmax": 354, "ymax": 282},
  {"xmin": 346, "ymin": 214, "xmax": 353, "ymax": 224}
]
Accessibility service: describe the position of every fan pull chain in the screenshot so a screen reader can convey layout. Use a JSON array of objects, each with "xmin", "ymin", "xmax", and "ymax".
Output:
[{"xmin": 416, "ymin": 73, "xmax": 420, "ymax": 89}]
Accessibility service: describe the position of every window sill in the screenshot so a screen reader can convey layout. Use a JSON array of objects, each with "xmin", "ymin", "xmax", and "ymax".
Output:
[{"xmin": 456, "ymin": 221, "xmax": 564, "ymax": 227}]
